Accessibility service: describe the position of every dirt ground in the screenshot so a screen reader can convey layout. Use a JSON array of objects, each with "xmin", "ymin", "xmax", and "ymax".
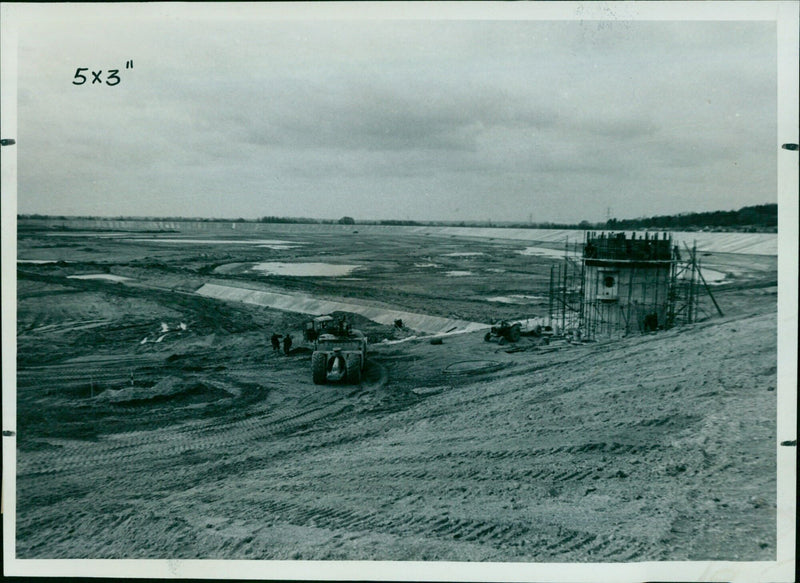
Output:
[{"xmin": 13, "ymin": 223, "xmax": 778, "ymax": 561}]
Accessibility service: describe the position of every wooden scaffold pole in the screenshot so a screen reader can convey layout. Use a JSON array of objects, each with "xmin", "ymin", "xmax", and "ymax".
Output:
[{"xmin": 548, "ymin": 264, "xmax": 554, "ymax": 328}]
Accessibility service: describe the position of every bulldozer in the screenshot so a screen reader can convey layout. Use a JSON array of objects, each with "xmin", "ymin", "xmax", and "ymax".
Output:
[
  {"xmin": 484, "ymin": 320, "xmax": 522, "ymax": 344},
  {"xmin": 309, "ymin": 315, "xmax": 367, "ymax": 385}
]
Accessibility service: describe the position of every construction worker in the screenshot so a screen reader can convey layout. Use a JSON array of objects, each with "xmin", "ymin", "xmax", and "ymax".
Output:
[{"xmin": 283, "ymin": 334, "xmax": 293, "ymax": 355}]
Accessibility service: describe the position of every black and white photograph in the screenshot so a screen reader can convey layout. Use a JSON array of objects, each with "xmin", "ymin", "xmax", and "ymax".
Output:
[{"xmin": 1, "ymin": 2, "xmax": 797, "ymax": 581}]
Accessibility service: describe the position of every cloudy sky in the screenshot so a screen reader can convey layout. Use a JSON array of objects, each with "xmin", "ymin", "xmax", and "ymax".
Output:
[{"xmin": 11, "ymin": 4, "xmax": 779, "ymax": 223}]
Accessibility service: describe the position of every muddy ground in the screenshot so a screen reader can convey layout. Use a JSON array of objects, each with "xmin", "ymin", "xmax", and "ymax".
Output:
[{"xmin": 14, "ymin": 224, "xmax": 778, "ymax": 561}]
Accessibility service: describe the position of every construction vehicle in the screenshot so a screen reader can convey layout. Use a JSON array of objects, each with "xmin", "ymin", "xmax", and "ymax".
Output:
[
  {"xmin": 309, "ymin": 315, "xmax": 368, "ymax": 385},
  {"xmin": 484, "ymin": 320, "xmax": 522, "ymax": 344},
  {"xmin": 304, "ymin": 315, "xmax": 334, "ymax": 343}
]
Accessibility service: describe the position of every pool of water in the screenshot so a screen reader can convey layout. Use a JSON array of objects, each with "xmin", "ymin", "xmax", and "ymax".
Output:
[
  {"xmin": 517, "ymin": 246, "xmax": 567, "ymax": 259},
  {"xmin": 68, "ymin": 274, "xmax": 132, "ymax": 282},
  {"xmin": 250, "ymin": 262, "xmax": 361, "ymax": 277},
  {"xmin": 681, "ymin": 266, "xmax": 727, "ymax": 284},
  {"xmin": 486, "ymin": 295, "xmax": 547, "ymax": 304},
  {"xmin": 123, "ymin": 238, "xmax": 302, "ymax": 249},
  {"xmin": 445, "ymin": 271, "xmax": 473, "ymax": 277}
]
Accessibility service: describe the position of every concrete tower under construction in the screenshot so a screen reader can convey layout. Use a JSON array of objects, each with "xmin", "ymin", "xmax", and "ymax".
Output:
[
  {"xmin": 547, "ymin": 231, "xmax": 710, "ymax": 340},
  {"xmin": 581, "ymin": 231, "xmax": 675, "ymax": 338}
]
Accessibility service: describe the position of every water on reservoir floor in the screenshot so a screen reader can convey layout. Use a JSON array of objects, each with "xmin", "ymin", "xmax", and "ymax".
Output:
[
  {"xmin": 122, "ymin": 238, "xmax": 302, "ymax": 247},
  {"xmin": 517, "ymin": 246, "xmax": 568, "ymax": 258},
  {"xmin": 68, "ymin": 274, "xmax": 132, "ymax": 282},
  {"xmin": 250, "ymin": 262, "xmax": 360, "ymax": 277}
]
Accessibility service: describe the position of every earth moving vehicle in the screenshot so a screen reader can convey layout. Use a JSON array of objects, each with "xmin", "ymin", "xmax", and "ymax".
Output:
[
  {"xmin": 484, "ymin": 320, "xmax": 522, "ymax": 344},
  {"xmin": 310, "ymin": 316, "xmax": 368, "ymax": 385},
  {"xmin": 304, "ymin": 315, "xmax": 334, "ymax": 343}
]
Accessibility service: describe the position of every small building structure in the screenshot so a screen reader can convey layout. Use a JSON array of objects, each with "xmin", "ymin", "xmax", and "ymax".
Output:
[
  {"xmin": 581, "ymin": 232, "xmax": 675, "ymax": 338},
  {"xmin": 546, "ymin": 231, "xmax": 709, "ymax": 340}
]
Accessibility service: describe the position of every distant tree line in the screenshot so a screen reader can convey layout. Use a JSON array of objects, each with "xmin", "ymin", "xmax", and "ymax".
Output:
[
  {"xmin": 604, "ymin": 204, "xmax": 777, "ymax": 232},
  {"xmin": 376, "ymin": 219, "xmax": 421, "ymax": 226},
  {"xmin": 258, "ymin": 216, "xmax": 330, "ymax": 224},
  {"xmin": 17, "ymin": 203, "xmax": 777, "ymax": 232}
]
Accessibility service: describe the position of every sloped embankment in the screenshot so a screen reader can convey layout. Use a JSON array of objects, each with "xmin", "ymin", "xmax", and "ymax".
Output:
[{"xmin": 195, "ymin": 282, "xmax": 489, "ymax": 335}]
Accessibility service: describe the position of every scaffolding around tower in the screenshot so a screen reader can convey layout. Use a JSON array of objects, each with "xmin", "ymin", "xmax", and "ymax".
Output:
[{"xmin": 547, "ymin": 231, "xmax": 713, "ymax": 341}]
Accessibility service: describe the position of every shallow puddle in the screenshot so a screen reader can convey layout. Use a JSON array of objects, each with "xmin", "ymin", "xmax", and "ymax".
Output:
[
  {"xmin": 68, "ymin": 274, "xmax": 132, "ymax": 282},
  {"xmin": 517, "ymin": 246, "xmax": 567, "ymax": 258},
  {"xmin": 486, "ymin": 295, "xmax": 546, "ymax": 304},
  {"xmin": 445, "ymin": 271, "xmax": 473, "ymax": 277},
  {"xmin": 123, "ymin": 238, "xmax": 302, "ymax": 248},
  {"xmin": 681, "ymin": 267, "xmax": 727, "ymax": 284},
  {"xmin": 251, "ymin": 262, "xmax": 360, "ymax": 277}
]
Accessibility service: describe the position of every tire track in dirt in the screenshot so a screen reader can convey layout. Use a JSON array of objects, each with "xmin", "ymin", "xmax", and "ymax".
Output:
[
  {"xmin": 18, "ymin": 394, "xmax": 356, "ymax": 476},
  {"xmin": 248, "ymin": 496, "xmax": 649, "ymax": 560},
  {"xmin": 18, "ymin": 354, "xmax": 165, "ymax": 378},
  {"xmin": 358, "ymin": 459, "xmax": 610, "ymax": 492},
  {"xmin": 18, "ymin": 318, "xmax": 113, "ymax": 336},
  {"xmin": 21, "ymin": 358, "xmax": 390, "ymax": 478},
  {"xmin": 345, "ymin": 440, "xmax": 663, "ymax": 470}
]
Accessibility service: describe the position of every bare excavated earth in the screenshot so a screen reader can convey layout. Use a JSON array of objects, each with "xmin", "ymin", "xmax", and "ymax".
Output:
[{"xmin": 13, "ymin": 224, "xmax": 778, "ymax": 561}]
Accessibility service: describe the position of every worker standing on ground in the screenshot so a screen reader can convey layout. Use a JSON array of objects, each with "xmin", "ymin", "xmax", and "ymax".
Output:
[
  {"xmin": 271, "ymin": 333, "xmax": 281, "ymax": 352},
  {"xmin": 283, "ymin": 334, "xmax": 293, "ymax": 355}
]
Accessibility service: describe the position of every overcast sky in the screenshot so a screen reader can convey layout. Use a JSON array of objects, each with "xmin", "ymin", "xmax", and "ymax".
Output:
[{"xmin": 12, "ymin": 5, "xmax": 778, "ymax": 223}]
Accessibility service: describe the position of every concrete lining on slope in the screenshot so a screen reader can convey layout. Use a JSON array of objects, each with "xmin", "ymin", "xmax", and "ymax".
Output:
[{"xmin": 196, "ymin": 283, "xmax": 490, "ymax": 335}]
